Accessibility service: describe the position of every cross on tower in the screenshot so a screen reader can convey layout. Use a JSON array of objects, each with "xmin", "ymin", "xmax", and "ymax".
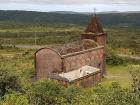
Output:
[{"xmin": 94, "ymin": 8, "xmax": 96, "ymax": 15}]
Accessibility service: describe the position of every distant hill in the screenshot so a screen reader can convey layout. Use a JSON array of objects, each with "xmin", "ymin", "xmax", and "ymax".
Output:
[
  {"xmin": 0, "ymin": 10, "xmax": 140, "ymax": 26},
  {"xmin": 50, "ymin": 11, "xmax": 79, "ymax": 14}
]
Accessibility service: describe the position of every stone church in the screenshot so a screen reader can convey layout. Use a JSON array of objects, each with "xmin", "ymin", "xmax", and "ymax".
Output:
[{"xmin": 34, "ymin": 14, "xmax": 107, "ymax": 87}]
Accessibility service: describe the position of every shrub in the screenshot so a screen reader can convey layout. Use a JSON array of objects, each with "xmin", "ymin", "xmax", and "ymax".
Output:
[
  {"xmin": 106, "ymin": 46, "xmax": 124, "ymax": 65},
  {"xmin": 27, "ymin": 80, "xmax": 65, "ymax": 105},
  {"xmin": 129, "ymin": 65, "xmax": 140, "ymax": 93},
  {"xmin": 27, "ymin": 80, "xmax": 82, "ymax": 105},
  {"xmin": 1, "ymin": 92, "xmax": 29, "ymax": 105},
  {"xmin": 0, "ymin": 69, "xmax": 21, "ymax": 97},
  {"xmin": 63, "ymin": 85, "xmax": 81, "ymax": 104},
  {"xmin": 94, "ymin": 82, "xmax": 140, "ymax": 105}
]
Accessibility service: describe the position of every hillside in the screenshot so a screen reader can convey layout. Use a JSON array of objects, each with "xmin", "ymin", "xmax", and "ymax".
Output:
[
  {"xmin": 0, "ymin": 10, "xmax": 140, "ymax": 105},
  {"xmin": 0, "ymin": 10, "xmax": 139, "ymax": 56},
  {"xmin": 0, "ymin": 10, "xmax": 140, "ymax": 26}
]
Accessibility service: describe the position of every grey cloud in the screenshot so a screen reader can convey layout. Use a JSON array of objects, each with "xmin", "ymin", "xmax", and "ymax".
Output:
[{"xmin": 0, "ymin": 0, "xmax": 140, "ymax": 4}]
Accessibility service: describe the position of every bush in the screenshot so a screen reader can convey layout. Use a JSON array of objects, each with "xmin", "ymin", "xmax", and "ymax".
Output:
[
  {"xmin": 63, "ymin": 85, "xmax": 81, "ymax": 104},
  {"xmin": 0, "ymin": 69, "xmax": 21, "ymax": 97},
  {"xmin": 27, "ymin": 80, "xmax": 82, "ymax": 105},
  {"xmin": 94, "ymin": 82, "xmax": 140, "ymax": 105},
  {"xmin": 106, "ymin": 46, "xmax": 124, "ymax": 65},
  {"xmin": 1, "ymin": 92, "xmax": 29, "ymax": 105},
  {"xmin": 129, "ymin": 65, "xmax": 140, "ymax": 93},
  {"xmin": 27, "ymin": 80, "xmax": 66, "ymax": 105}
]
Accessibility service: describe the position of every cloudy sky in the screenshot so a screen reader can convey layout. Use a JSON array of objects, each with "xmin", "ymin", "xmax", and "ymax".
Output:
[{"xmin": 0, "ymin": 0, "xmax": 140, "ymax": 12}]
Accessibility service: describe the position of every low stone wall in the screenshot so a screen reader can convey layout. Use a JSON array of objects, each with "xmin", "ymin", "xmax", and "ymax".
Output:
[{"xmin": 56, "ymin": 70, "xmax": 101, "ymax": 87}]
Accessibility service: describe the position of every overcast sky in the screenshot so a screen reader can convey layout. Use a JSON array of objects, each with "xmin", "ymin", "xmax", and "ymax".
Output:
[{"xmin": 0, "ymin": 0, "xmax": 140, "ymax": 12}]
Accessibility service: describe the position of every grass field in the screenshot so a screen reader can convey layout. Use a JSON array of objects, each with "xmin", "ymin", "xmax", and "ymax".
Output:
[
  {"xmin": 0, "ymin": 25, "xmax": 139, "ymax": 56},
  {"xmin": 101, "ymin": 65, "xmax": 132, "ymax": 88}
]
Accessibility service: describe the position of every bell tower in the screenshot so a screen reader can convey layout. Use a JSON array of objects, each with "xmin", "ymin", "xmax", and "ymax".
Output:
[
  {"xmin": 81, "ymin": 12, "xmax": 107, "ymax": 75},
  {"xmin": 81, "ymin": 14, "xmax": 107, "ymax": 46}
]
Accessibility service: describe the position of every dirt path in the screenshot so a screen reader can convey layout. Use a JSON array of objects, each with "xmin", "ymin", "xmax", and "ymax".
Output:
[
  {"xmin": 118, "ymin": 54, "xmax": 140, "ymax": 60},
  {"xmin": 2, "ymin": 44, "xmax": 140, "ymax": 60},
  {"xmin": 1, "ymin": 44, "xmax": 58, "ymax": 49},
  {"xmin": 104, "ymin": 75, "xmax": 130, "ymax": 79}
]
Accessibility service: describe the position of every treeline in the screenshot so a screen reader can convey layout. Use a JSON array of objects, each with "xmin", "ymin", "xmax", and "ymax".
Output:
[{"xmin": 0, "ymin": 10, "xmax": 140, "ymax": 26}]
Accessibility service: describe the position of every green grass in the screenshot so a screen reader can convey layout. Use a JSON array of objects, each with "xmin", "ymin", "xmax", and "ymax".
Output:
[
  {"xmin": 0, "ymin": 48, "xmax": 35, "ymax": 86},
  {"xmin": 0, "ymin": 25, "xmax": 139, "ymax": 55},
  {"xmin": 101, "ymin": 64, "xmax": 132, "ymax": 88}
]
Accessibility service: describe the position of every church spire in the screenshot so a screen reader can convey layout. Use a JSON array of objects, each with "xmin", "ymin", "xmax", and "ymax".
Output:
[
  {"xmin": 85, "ymin": 11, "xmax": 104, "ymax": 33},
  {"xmin": 94, "ymin": 8, "xmax": 96, "ymax": 16}
]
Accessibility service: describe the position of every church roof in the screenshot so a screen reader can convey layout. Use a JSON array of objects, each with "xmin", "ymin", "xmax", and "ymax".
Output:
[{"xmin": 85, "ymin": 15, "xmax": 104, "ymax": 33}]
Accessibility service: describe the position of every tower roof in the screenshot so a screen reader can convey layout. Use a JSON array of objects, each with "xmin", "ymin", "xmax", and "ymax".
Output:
[{"xmin": 85, "ymin": 15, "xmax": 104, "ymax": 33}]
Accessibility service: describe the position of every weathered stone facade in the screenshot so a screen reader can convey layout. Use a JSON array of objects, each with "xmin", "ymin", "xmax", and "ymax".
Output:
[{"xmin": 62, "ymin": 47, "xmax": 105, "ymax": 74}]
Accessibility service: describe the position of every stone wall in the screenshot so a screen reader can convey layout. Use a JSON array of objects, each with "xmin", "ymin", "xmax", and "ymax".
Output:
[
  {"xmin": 35, "ymin": 48, "xmax": 62, "ymax": 79},
  {"xmin": 62, "ymin": 47, "xmax": 105, "ymax": 75}
]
